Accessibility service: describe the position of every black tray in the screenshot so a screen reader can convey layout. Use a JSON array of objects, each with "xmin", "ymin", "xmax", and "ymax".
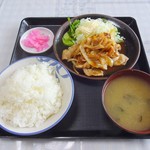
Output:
[{"xmin": 1, "ymin": 17, "xmax": 150, "ymax": 138}]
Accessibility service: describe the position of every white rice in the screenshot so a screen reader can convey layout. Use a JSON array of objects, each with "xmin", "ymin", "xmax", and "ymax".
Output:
[{"xmin": 0, "ymin": 62, "xmax": 63, "ymax": 128}]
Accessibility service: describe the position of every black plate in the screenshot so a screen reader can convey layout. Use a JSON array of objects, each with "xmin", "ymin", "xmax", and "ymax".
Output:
[
  {"xmin": 1, "ymin": 17, "xmax": 149, "ymax": 138},
  {"xmin": 53, "ymin": 14, "xmax": 141, "ymax": 80}
]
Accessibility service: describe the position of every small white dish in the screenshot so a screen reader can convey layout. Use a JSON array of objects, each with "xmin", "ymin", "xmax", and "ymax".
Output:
[
  {"xmin": 20, "ymin": 27, "xmax": 54, "ymax": 54},
  {"xmin": 0, "ymin": 56, "xmax": 74, "ymax": 136}
]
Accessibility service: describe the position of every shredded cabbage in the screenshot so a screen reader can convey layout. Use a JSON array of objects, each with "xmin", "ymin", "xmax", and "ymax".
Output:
[{"xmin": 75, "ymin": 18, "xmax": 124, "ymax": 43}]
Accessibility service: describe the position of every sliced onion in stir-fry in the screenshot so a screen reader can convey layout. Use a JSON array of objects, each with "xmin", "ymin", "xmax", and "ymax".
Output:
[{"xmin": 62, "ymin": 33, "xmax": 129, "ymax": 76}]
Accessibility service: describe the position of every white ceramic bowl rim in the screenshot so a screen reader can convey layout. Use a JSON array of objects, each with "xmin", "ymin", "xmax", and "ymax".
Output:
[
  {"xmin": 20, "ymin": 27, "xmax": 54, "ymax": 54},
  {"xmin": 0, "ymin": 56, "xmax": 74, "ymax": 136}
]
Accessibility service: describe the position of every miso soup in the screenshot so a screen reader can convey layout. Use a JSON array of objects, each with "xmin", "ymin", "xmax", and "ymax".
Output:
[{"xmin": 104, "ymin": 76, "xmax": 150, "ymax": 131}]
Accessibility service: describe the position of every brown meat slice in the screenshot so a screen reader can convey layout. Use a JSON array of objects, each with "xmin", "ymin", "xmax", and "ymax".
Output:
[
  {"xmin": 113, "ymin": 54, "xmax": 129, "ymax": 66},
  {"xmin": 83, "ymin": 68, "xmax": 104, "ymax": 76}
]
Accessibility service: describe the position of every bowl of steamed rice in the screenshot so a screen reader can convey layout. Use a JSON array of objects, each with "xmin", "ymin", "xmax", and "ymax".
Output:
[
  {"xmin": 0, "ymin": 56, "xmax": 74, "ymax": 136},
  {"xmin": 53, "ymin": 14, "xmax": 140, "ymax": 80}
]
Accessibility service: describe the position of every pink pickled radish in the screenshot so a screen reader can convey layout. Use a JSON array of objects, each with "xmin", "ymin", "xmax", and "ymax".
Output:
[{"xmin": 22, "ymin": 29, "xmax": 50, "ymax": 52}]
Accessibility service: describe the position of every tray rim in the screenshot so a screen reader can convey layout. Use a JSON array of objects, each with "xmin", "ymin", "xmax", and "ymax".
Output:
[{"xmin": 4, "ymin": 16, "xmax": 150, "ymax": 139}]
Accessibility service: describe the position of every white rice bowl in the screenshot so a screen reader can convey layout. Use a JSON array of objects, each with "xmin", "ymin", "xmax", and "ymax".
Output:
[{"xmin": 0, "ymin": 56, "xmax": 74, "ymax": 136}]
